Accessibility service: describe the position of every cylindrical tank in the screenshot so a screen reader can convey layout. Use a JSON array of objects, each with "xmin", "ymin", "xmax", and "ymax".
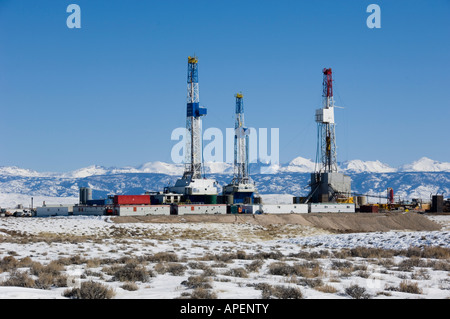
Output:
[
  {"xmin": 357, "ymin": 196, "xmax": 367, "ymax": 206},
  {"xmin": 204, "ymin": 195, "xmax": 217, "ymax": 204},
  {"xmin": 226, "ymin": 195, "xmax": 234, "ymax": 205},
  {"xmin": 79, "ymin": 187, "xmax": 92, "ymax": 205},
  {"xmin": 389, "ymin": 188, "xmax": 394, "ymax": 204}
]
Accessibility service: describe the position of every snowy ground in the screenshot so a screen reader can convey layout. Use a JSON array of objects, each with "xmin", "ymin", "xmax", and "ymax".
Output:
[{"xmin": 0, "ymin": 214, "xmax": 449, "ymax": 299}]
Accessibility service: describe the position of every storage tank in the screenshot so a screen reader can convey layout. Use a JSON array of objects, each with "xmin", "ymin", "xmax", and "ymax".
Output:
[
  {"xmin": 79, "ymin": 187, "xmax": 92, "ymax": 205},
  {"xmin": 204, "ymin": 194, "xmax": 217, "ymax": 204},
  {"xmin": 389, "ymin": 188, "xmax": 394, "ymax": 204},
  {"xmin": 357, "ymin": 196, "xmax": 367, "ymax": 206},
  {"xmin": 431, "ymin": 195, "xmax": 443, "ymax": 213}
]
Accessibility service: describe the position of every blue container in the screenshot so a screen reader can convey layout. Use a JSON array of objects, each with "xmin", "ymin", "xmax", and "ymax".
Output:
[{"xmin": 86, "ymin": 199, "xmax": 106, "ymax": 206}]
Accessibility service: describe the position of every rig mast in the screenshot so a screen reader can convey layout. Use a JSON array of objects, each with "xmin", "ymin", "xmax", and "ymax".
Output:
[
  {"xmin": 184, "ymin": 56, "xmax": 206, "ymax": 180},
  {"xmin": 168, "ymin": 56, "xmax": 218, "ymax": 198},
  {"xmin": 305, "ymin": 68, "xmax": 352, "ymax": 204},
  {"xmin": 232, "ymin": 93, "xmax": 250, "ymax": 185},
  {"xmin": 223, "ymin": 93, "xmax": 257, "ymax": 204},
  {"xmin": 315, "ymin": 68, "xmax": 337, "ymax": 173}
]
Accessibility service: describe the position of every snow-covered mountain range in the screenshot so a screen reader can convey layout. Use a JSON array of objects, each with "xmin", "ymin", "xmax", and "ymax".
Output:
[
  {"xmin": 0, "ymin": 157, "xmax": 449, "ymax": 208},
  {"xmin": 2, "ymin": 157, "xmax": 448, "ymax": 178}
]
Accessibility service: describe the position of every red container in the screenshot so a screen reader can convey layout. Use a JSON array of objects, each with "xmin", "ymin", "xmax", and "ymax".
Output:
[
  {"xmin": 114, "ymin": 195, "xmax": 151, "ymax": 205},
  {"xmin": 360, "ymin": 205, "xmax": 379, "ymax": 213}
]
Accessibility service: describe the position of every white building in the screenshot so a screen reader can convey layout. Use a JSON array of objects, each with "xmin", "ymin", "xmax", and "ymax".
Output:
[
  {"xmin": 114, "ymin": 205, "xmax": 171, "ymax": 216},
  {"xmin": 309, "ymin": 203, "xmax": 355, "ymax": 213},
  {"xmin": 174, "ymin": 204, "xmax": 226, "ymax": 215},
  {"xmin": 36, "ymin": 205, "xmax": 73, "ymax": 217},
  {"xmin": 243, "ymin": 204, "xmax": 308, "ymax": 214},
  {"xmin": 73, "ymin": 205, "xmax": 106, "ymax": 216}
]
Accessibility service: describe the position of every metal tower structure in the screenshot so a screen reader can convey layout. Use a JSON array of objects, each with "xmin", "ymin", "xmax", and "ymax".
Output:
[
  {"xmin": 305, "ymin": 68, "xmax": 352, "ymax": 204},
  {"xmin": 184, "ymin": 56, "xmax": 206, "ymax": 180},
  {"xmin": 223, "ymin": 93, "xmax": 257, "ymax": 204},
  {"xmin": 315, "ymin": 68, "xmax": 337, "ymax": 173},
  {"xmin": 168, "ymin": 56, "xmax": 218, "ymax": 198},
  {"xmin": 232, "ymin": 93, "xmax": 251, "ymax": 185}
]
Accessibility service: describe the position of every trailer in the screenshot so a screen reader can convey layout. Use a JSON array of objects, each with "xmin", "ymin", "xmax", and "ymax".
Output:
[
  {"xmin": 309, "ymin": 203, "xmax": 355, "ymax": 213},
  {"xmin": 242, "ymin": 204, "xmax": 308, "ymax": 214},
  {"xmin": 36, "ymin": 205, "xmax": 73, "ymax": 217},
  {"xmin": 73, "ymin": 205, "xmax": 106, "ymax": 216},
  {"xmin": 174, "ymin": 204, "xmax": 226, "ymax": 215},
  {"xmin": 114, "ymin": 205, "xmax": 170, "ymax": 216}
]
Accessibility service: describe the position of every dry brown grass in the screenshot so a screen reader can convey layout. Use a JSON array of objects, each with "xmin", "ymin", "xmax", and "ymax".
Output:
[
  {"xmin": 268, "ymin": 261, "xmax": 324, "ymax": 278},
  {"xmin": 254, "ymin": 283, "xmax": 303, "ymax": 299},
  {"xmin": 315, "ymin": 284, "xmax": 338, "ymax": 294},
  {"xmin": 0, "ymin": 270, "xmax": 35, "ymax": 288},
  {"xmin": 398, "ymin": 280, "xmax": 423, "ymax": 294}
]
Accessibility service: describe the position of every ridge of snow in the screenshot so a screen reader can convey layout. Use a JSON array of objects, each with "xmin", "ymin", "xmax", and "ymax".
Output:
[
  {"xmin": 0, "ymin": 166, "xmax": 47, "ymax": 178},
  {"xmin": 280, "ymin": 157, "xmax": 316, "ymax": 173},
  {"xmin": 342, "ymin": 159, "xmax": 397, "ymax": 173},
  {"xmin": 1, "ymin": 156, "xmax": 449, "ymax": 179},
  {"xmin": 399, "ymin": 157, "xmax": 450, "ymax": 172}
]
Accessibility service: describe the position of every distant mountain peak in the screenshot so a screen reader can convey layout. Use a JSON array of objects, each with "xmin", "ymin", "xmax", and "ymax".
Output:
[
  {"xmin": 400, "ymin": 157, "xmax": 450, "ymax": 172},
  {"xmin": 342, "ymin": 159, "xmax": 397, "ymax": 173},
  {"xmin": 280, "ymin": 156, "xmax": 316, "ymax": 173},
  {"xmin": 1, "ymin": 156, "xmax": 449, "ymax": 208}
]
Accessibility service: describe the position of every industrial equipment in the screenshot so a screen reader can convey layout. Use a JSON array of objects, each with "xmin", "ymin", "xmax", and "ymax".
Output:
[
  {"xmin": 222, "ymin": 93, "xmax": 258, "ymax": 203},
  {"xmin": 305, "ymin": 68, "xmax": 352, "ymax": 204},
  {"xmin": 168, "ymin": 56, "xmax": 218, "ymax": 198}
]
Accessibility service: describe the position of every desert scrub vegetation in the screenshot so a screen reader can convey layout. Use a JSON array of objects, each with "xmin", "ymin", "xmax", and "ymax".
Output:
[
  {"xmin": 345, "ymin": 284, "xmax": 371, "ymax": 299},
  {"xmin": 111, "ymin": 261, "xmax": 154, "ymax": 282},
  {"xmin": 246, "ymin": 259, "xmax": 264, "ymax": 273},
  {"xmin": 398, "ymin": 280, "xmax": 423, "ymax": 294},
  {"xmin": 179, "ymin": 287, "xmax": 218, "ymax": 299},
  {"xmin": 225, "ymin": 267, "xmax": 249, "ymax": 278},
  {"xmin": 0, "ymin": 258, "xmax": 69, "ymax": 290},
  {"xmin": 181, "ymin": 275, "xmax": 212, "ymax": 289},
  {"xmin": 314, "ymin": 284, "xmax": 338, "ymax": 294},
  {"xmin": 154, "ymin": 262, "xmax": 187, "ymax": 276},
  {"xmin": 63, "ymin": 280, "xmax": 115, "ymax": 299},
  {"xmin": 254, "ymin": 283, "xmax": 303, "ymax": 299},
  {"xmin": 268, "ymin": 261, "xmax": 323, "ymax": 278},
  {"xmin": 187, "ymin": 262, "xmax": 217, "ymax": 276},
  {"xmin": 147, "ymin": 252, "xmax": 179, "ymax": 263},
  {"xmin": 121, "ymin": 282, "xmax": 139, "ymax": 291},
  {"xmin": 0, "ymin": 270, "xmax": 36, "ymax": 288},
  {"xmin": 180, "ymin": 275, "xmax": 217, "ymax": 299}
]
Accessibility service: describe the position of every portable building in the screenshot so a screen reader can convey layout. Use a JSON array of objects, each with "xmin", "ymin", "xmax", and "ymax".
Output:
[
  {"xmin": 73, "ymin": 205, "xmax": 106, "ymax": 216},
  {"xmin": 174, "ymin": 204, "xmax": 226, "ymax": 215},
  {"xmin": 258, "ymin": 204, "xmax": 308, "ymax": 214},
  {"xmin": 114, "ymin": 205, "xmax": 170, "ymax": 216},
  {"xmin": 309, "ymin": 203, "xmax": 355, "ymax": 213},
  {"xmin": 36, "ymin": 205, "xmax": 73, "ymax": 217}
]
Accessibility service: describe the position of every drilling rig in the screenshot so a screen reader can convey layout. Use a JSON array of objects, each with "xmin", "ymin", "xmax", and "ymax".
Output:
[
  {"xmin": 223, "ymin": 93, "xmax": 257, "ymax": 204},
  {"xmin": 168, "ymin": 56, "xmax": 218, "ymax": 200},
  {"xmin": 305, "ymin": 68, "xmax": 352, "ymax": 203}
]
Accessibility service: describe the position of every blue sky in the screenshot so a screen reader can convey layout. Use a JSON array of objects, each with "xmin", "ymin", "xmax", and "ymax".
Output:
[{"xmin": 0, "ymin": 0, "xmax": 449, "ymax": 172}]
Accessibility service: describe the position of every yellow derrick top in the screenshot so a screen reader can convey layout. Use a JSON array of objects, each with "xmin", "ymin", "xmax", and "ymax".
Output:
[
  {"xmin": 235, "ymin": 93, "xmax": 243, "ymax": 98},
  {"xmin": 188, "ymin": 56, "xmax": 198, "ymax": 64}
]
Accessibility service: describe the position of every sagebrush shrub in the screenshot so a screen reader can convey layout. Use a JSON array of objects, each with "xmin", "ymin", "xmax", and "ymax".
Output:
[
  {"xmin": 345, "ymin": 284, "xmax": 371, "ymax": 299},
  {"xmin": 113, "ymin": 263, "xmax": 152, "ymax": 282},
  {"xmin": 399, "ymin": 280, "xmax": 422, "ymax": 294},
  {"xmin": 63, "ymin": 280, "xmax": 115, "ymax": 299}
]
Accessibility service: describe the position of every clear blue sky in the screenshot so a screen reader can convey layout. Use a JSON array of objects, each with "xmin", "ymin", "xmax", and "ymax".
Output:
[{"xmin": 0, "ymin": 0, "xmax": 449, "ymax": 172}]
